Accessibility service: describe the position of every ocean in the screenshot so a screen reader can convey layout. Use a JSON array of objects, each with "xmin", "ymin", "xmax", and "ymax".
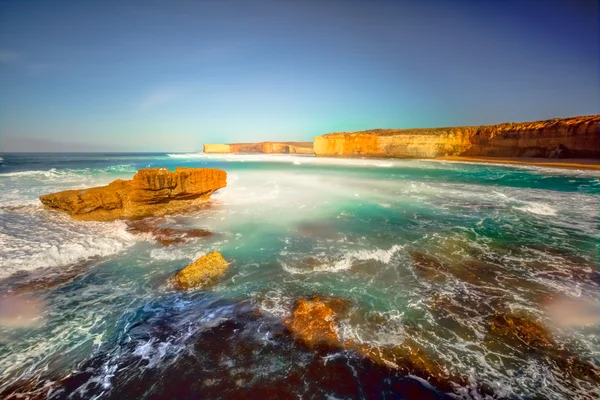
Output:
[{"xmin": 0, "ymin": 152, "xmax": 599, "ymax": 399}]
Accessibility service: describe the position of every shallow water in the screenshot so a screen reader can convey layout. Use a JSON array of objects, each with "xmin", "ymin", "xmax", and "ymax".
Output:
[{"xmin": 0, "ymin": 152, "xmax": 599, "ymax": 399}]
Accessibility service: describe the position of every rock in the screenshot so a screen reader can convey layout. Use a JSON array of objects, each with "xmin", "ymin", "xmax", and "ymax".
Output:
[
  {"xmin": 548, "ymin": 144, "xmax": 571, "ymax": 159},
  {"xmin": 284, "ymin": 297, "xmax": 467, "ymax": 393},
  {"xmin": 127, "ymin": 220, "xmax": 212, "ymax": 246},
  {"xmin": 39, "ymin": 167, "xmax": 226, "ymax": 221},
  {"xmin": 172, "ymin": 251, "xmax": 229, "ymax": 290},
  {"xmin": 488, "ymin": 312, "xmax": 555, "ymax": 350},
  {"xmin": 485, "ymin": 311, "xmax": 600, "ymax": 384},
  {"xmin": 204, "ymin": 142, "xmax": 313, "ymax": 154},
  {"xmin": 313, "ymin": 115, "xmax": 600, "ymax": 159},
  {"xmin": 285, "ymin": 297, "xmax": 351, "ymax": 347}
]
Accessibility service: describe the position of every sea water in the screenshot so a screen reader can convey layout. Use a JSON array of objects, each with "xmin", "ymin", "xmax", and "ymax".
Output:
[{"xmin": 0, "ymin": 152, "xmax": 598, "ymax": 399}]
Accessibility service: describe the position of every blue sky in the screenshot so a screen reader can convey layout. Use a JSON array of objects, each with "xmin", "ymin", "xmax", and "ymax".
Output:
[{"xmin": 0, "ymin": 0, "xmax": 598, "ymax": 152}]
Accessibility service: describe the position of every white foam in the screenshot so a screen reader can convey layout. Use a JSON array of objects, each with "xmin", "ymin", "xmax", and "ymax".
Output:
[
  {"xmin": 281, "ymin": 245, "xmax": 403, "ymax": 274},
  {"xmin": 149, "ymin": 247, "xmax": 207, "ymax": 262},
  {"xmin": 514, "ymin": 202, "xmax": 557, "ymax": 216},
  {"xmin": 167, "ymin": 153, "xmax": 205, "ymax": 158},
  {"xmin": 0, "ymin": 168, "xmax": 63, "ymax": 178},
  {"xmin": 0, "ymin": 208, "xmax": 141, "ymax": 278}
]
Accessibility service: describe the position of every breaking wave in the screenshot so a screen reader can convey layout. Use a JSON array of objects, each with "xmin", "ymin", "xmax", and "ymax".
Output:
[
  {"xmin": 0, "ymin": 209, "xmax": 141, "ymax": 278},
  {"xmin": 281, "ymin": 245, "xmax": 404, "ymax": 274}
]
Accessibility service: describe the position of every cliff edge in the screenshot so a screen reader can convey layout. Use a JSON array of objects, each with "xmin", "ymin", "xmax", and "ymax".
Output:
[
  {"xmin": 204, "ymin": 142, "xmax": 313, "ymax": 155},
  {"xmin": 314, "ymin": 115, "xmax": 599, "ymax": 159}
]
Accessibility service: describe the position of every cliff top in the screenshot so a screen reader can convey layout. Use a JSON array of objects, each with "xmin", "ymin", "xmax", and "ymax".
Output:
[{"xmin": 322, "ymin": 115, "xmax": 600, "ymax": 137}]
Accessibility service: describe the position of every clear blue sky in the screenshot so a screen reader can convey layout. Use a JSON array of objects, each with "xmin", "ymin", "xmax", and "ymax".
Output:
[{"xmin": 0, "ymin": 0, "xmax": 598, "ymax": 152}]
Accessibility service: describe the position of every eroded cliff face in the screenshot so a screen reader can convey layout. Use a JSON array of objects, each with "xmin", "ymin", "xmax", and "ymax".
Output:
[
  {"xmin": 204, "ymin": 142, "xmax": 313, "ymax": 155},
  {"xmin": 39, "ymin": 167, "xmax": 227, "ymax": 221},
  {"xmin": 314, "ymin": 115, "xmax": 600, "ymax": 158}
]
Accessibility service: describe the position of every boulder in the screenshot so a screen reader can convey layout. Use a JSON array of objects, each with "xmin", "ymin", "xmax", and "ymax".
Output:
[
  {"xmin": 172, "ymin": 251, "xmax": 229, "ymax": 290},
  {"xmin": 39, "ymin": 167, "xmax": 226, "ymax": 221}
]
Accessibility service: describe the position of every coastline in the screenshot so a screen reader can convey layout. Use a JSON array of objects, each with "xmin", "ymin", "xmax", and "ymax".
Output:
[{"xmin": 433, "ymin": 156, "xmax": 600, "ymax": 170}]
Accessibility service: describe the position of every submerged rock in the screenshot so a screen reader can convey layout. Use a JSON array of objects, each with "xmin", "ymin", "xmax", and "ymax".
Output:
[
  {"xmin": 127, "ymin": 220, "xmax": 212, "ymax": 246},
  {"xmin": 488, "ymin": 312, "xmax": 555, "ymax": 350},
  {"xmin": 284, "ymin": 297, "xmax": 466, "ymax": 393},
  {"xmin": 486, "ymin": 311, "xmax": 600, "ymax": 384},
  {"xmin": 172, "ymin": 251, "xmax": 229, "ymax": 290},
  {"xmin": 39, "ymin": 167, "xmax": 227, "ymax": 221}
]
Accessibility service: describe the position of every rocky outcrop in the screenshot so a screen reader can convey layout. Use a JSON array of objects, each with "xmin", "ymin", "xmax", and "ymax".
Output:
[
  {"xmin": 39, "ymin": 167, "xmax": 227, "ymax": 221},
  {"xmin": 172, "ymin": 251, "xmax": 229, "ymax": 290},
  {"xmin": 314, "ymin": 115, "xmax": 599, "ymax": 159},
  {"xmin": 285, "ymin": 297, "xmax": 466, "ymax": 392},
  {"xmin": 204, "ymin": 142, "xmax": 313, "ymax": 155}
]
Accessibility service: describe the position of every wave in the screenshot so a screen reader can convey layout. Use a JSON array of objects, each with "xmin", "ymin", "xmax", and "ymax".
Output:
[
  {"xmin": 0, "ymin": 210, "xmax": 142, "ymax": 279},
  {"xmin": 281, "ymin": 245, "xmax": 404, "ymax": 274},
  {"xmin": 167, "ymin": 153, "xmax": 206, "ymax": 159},
  {"xmin": 168, "ymin": 153, "xmax": 405, "ymax": 168},
  {"xmin": 0, "ymin": 168, "xmax": 63, "ymax": 178},
  {"xmin": 149, "ymin": 247, "xmax": 207, "ymax": 262},
  {"xmin": 514, "ymin": 202, "xmax": 557, "ymax": 216},
  {"xmin": 0, "ymin": 164, "xmax": 136, "ymax": 179}
]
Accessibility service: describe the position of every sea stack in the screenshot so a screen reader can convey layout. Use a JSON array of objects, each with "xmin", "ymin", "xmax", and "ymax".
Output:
[{"xmin": 39, "ymin": 167, "xmax": 227, "ymax": 221}]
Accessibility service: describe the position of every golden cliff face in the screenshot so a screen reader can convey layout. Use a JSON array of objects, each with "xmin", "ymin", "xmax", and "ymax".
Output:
[
  {"xmin": 39, "ymin": 167, "xmax": 227, "ymax": 221},
  {"xmin": 314, "ymin": 115, "xmax": 599, "ymax": 158},
  {"xmin": 204, "ymin": 142, "xmax": 313, "ymax": 155}
]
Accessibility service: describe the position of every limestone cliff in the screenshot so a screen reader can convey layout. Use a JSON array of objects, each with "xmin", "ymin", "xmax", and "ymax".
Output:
[
  {"xmin": 204, "ymin": 142, "xmax": 313, "ymax": 155},
  {"xmin": 314, "ymin": 115, "xmax": 599, "ymax": 159},
  {"xmin": 40, "ymin": 167, "xmax": 227, "ymax": 221}
]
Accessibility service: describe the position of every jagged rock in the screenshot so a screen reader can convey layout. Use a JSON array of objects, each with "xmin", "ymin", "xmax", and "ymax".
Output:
[
  {"xmin": 172, "ymin": 251, "xmax": 229, "ymax": 290},
  {"xmin": 39, "ymin": 167, "xmax": 226, "ymax": 221},
  {"xmin": 285, "ymin": 297, "xmax": 351, "ymax": 347}
]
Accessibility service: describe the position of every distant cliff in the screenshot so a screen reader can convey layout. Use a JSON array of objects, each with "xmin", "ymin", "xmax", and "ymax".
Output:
[
  {"xmin": 204, "ymin": 142, "xmax": 313, "ymax": 155},
  {"xmin": 313, "ymin": 115, "xmax": 599, "ymax": 159}
]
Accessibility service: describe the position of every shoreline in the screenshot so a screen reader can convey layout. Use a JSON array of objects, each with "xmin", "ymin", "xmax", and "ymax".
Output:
[{"xmin": 433, "ymin": 156, "xmax": 600, "ymax": 170}]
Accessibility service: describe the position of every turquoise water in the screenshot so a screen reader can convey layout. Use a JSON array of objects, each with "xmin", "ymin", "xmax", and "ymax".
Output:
[{"xmin": 0, "ymin": 153, "xmax": 599, "ymax": 399}]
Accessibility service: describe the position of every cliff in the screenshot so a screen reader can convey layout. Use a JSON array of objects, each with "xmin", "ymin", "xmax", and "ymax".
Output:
[
  {"xmin": 313, "ymin": 115, "xmax": 600, "ymax": 159},
  {"xmin": 40, "ymin": 167, "xmax": 227, "ymax": 221},
  {"xmin": 204, "ymin": 142, "xmax": 313, "ymax": 155}
]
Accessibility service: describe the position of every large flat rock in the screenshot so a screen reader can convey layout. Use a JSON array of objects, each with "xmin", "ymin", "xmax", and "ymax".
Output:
[{"xmin": 39, "ymin": 167, "xmax": 227, "ymax": 221}]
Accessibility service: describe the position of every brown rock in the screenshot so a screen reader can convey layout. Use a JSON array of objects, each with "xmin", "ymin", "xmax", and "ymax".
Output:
[
  {"xmin": 488, "ymin": 312, "xmax": 555, "ymax": 350},
  {"xmin": 172, "ymin": 251, "xmax": 229, "ymax": 290},
  {"xmin": 486, "ymin": 312, "xmax": 600, "ymax": 384},
  {"xmin": 314, "ymin": 115, "xmax": 600, "ymax": 159},
  {"xmin": 39, "ymin": 167, "xmax": 226, "ymax": 221},
  {"xmin": 127, "ymin": 220, "xmax": 212, "ymax": 246},
  {"xmin": 285, "ymin": 297, "xmax": 350, "ymax": 347},
  {"xmin": 284, "ymin": 297, "xmax": 466, "ymax": 392}
]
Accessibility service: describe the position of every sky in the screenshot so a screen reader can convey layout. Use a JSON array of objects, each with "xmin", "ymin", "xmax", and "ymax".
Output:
[{"xmin": 0, "ymin": 0, "xmax": 598, "ymax": 152}]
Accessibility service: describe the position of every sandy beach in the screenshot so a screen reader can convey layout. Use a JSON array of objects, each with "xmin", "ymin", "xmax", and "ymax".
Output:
[{"xmin": 434, "ymin": 156, "xmax": 600, "ymax": 170}]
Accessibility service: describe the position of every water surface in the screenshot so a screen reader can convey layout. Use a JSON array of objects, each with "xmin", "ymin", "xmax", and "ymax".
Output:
[{"xmin": 0, "ymin": 153, "xmax": 599, "ymax": 399}]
